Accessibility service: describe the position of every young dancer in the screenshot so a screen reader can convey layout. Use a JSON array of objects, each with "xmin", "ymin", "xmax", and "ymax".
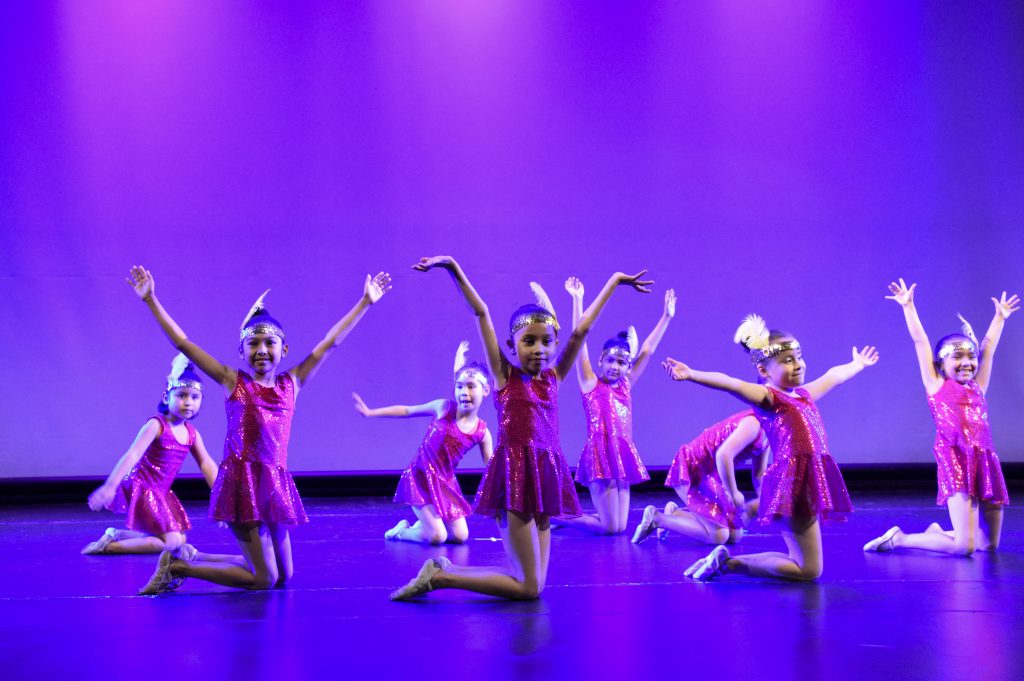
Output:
[
  {"xmin": 664, "ymin": 314, "xmax": 878, "ymax": 581},
  {"xmin": 127, "ymin": 265, "xmax": 391, "ymax": 594},
  {"xmin": 631, "ymin": 411, "xmax": 768, "ymax": 546},
  {"xmin": 353, "ymin": 342, "xmax": 494, "ymax": 545},
  {"xmin": 83, "ymin": 354, "xmax": 218, "ymax": 555},
  {"xmin": 391, "ymin": 256, "xmax": 651, "ymax": 600},
  {"xmin": 864, "ymin": 280, "xmax": 1017, "ymax": 556},
  {"xmin": 556, "ymin": 278, "xmax": 675, "ymax": 534}
]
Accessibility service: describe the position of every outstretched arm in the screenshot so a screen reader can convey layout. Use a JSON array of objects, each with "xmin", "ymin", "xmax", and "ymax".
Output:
[
  {"xmin": 976, "ymin": 291, "xmax": 1019, "ymax": 393},
  {"xmin": 886, "ymin": 278, "xmax": 941, "ymax": 394},
  {"xmin": 564, "ymin": 277, "xmax": 597, "ymax": 391},
  {"xmin": 413, "ymin": 256, "xmax": 507, "ymax": 388},
  {"xmin": 803, "ymin": 346, "xmax": 879, "ymax": 401},
  {"xmin": 352, "ymin": 393, "xmax": 447, "ymax": 418},
  {"xmin": 87, "ymin": 419, "xmax": 161, "ymax": 511},
  {"xmin": 189, "ymin": 431, "xmax": 219, "ymax": 488},
  {"xmin": 629, "ymin": 288, "xmax": 676, "ymax": 383},
  {"xmin": 289, "ymin": 272, "xmax": 392, "ymax": 388},
  {"xmin": 714, "ymin": 415, "xmax": 761, "ymax": 509},
  {"xmin": 555, "ymin": 270, "xmax": 654, "ymax": 380},
  {"xmin": 663, "ymin": 358, "xmax": 771, "ymax": 408},
  {"xmin": 128, "ymin": 266, "xmax": 237, "ymax": 392}
]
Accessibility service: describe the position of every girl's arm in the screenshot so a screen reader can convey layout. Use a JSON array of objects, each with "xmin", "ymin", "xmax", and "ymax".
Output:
[
  {"xmin": 128, "ymin": 266, "xmax": 237, "ymax": 392},
  {"xmin": 975, "ymin": 291, "xmax": 1020, "ymax": 394},
  {"xmin": 886, "ymin": 278, "xmax": 942, "ymax": 394},
  {"xmin": 803, "ymin": 346, "xmax": 879, "ymax": 401},
  {"xmin": 564, "ymin": 277, "xmax": 597, "ymax": 392},
  {"xmin": 413, "ymin": 256, "xmax": 508, "ymax": 388},
  {"xmin": 352, "ymin": 393, "xmax": 447, "ymax": 418},
  {"xmin": 663, "ymin": 358, "xmax": 772, "ymax": 409},
  {"xmin": 478, "ymin": 429, "xmax": 494, "ymax": 466},
  {"xmin": 555, "ymin": 271, "xmax": 654, "ymax": 380},
  {"xmin": 87, "ymin": 419, "xmax": 161, "ymax": 510},
  {"xmin": 751, "ymin": 446, "xmax": 769, "ymax": 497},
  {"xmin": 289, "ymin": 273, "xmax": 392, "ymax": 389},
  {"xmin": 189, "ymin": 431, "xmax": 219, "ymax": 488},
  {"xmin": 629, "ymin": 288, "xmax": 676, "ymax": 384},
  {"xmin": 714, "ymin": 415, "xmax": 761, "ymax": 509}
]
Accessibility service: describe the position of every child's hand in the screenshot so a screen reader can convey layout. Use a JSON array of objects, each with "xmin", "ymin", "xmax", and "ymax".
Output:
[
  {"xmin": 127, "ymin": 266, "xmax": 155, "ymax": 301},
  {"xmin": 662, "ymin": 358, "xmax": 692, "ymax": 381},
  {"xmin": 364, "ymin": 272, "xmax": 392, "ymax": 305},
  {"xmin": 87, "ymin": 485, "xmax": 114, "ymax": 511},
  {"xmin": 852, "ymin": 345, "xmax": 880, "ymax": 368},
  {"xmin": 564, "ymin": 277, "xmax": 584, "ymax": 301},
  {"xmin": 731, "ymin": 490, "xmax": 745, "ymax": 510},
  {"xmin": 664, "ymin": 288, "xmax": 677, "ymax": 318},
  {"xmin": 412, "ymin": 256, "xmax": 455, "ymax": 272},
  {"xmin": 992, "ymin": 291, "xmax": 1020, "ymax": 320},
  {"xmin": 885, "ymin": 278, "xmax": 915, "ymax": 307},
  {"xmin": 352, "ymin": 392, "xmax": 371, "ymax": 417},
  {"xmin": 616, "ymin": 270, "xmax": 654, "ymax": 293}
]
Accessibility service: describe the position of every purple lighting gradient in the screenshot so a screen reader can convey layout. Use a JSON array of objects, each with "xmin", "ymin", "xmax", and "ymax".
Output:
[{"xmin": 2, "ymin": 2, "xmax": 1022, "ymax": 478}]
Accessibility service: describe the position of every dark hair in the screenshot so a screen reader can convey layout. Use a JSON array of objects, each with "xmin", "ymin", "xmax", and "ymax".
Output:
[
  {"xmin": 602, "ymin": 331, "xmax": 631, "ymax": 355},
  {"xmin": 157, "ymin": 398, "xmax": 170, "ymax": 415},
  {"xmin": 508, "ymin": 304, "xmax": 558, "ymax": 336},
  {"xmin": 932, "ymin": 333, "xmax": 977, "ymax": 366},
  {"xmin": 455, "ymin": 361, "xmax": 492, "ymax": 387}
]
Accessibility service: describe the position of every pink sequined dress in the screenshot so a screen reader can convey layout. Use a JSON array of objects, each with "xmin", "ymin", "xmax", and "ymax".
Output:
[
  {"xmin": 108, "ymin": 415, "xmax": 195, "ymax": 535},
  {"xmin": 474, "ymin": 366, "xmax": 582, "ymax": 517},
  {"xmin": 754, "ymin": 387, "xmax": 852, "ymax": 524},
  {"xmin": 393, "ymin": 401, "xmax": 488, "ymax": 521},
  {"xmin": 209, "ymin": 371, "xmax": 308, "ymax": 525},
  {"xmin": 927, "ymin": 379, "xmax": 1009, "ymax": 506},
  {"xmin": 575, "ymin": 377, "xmax": 649, "ymax": 485},
  {"xmin": 664, "ymin": 411, "xmax": 768, "ymax": 530}
]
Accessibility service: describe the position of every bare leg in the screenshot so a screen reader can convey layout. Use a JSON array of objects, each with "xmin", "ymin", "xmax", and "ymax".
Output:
[
  {"xmin": 557, "ymin": 480, "xmax": 621, "ymax": 534},
  {"xmin": 656, "ymin": 509, "xmax": 731, "ymax": 545},
  {"xmin": 887, "ymin": 493, "xmax": 979, "ymax": 556},
  {"xmin": 615, "ymin": 482, "xmax": 630, "ymax": 533},
  {"xmin": 106, "ymin": 531, "xmax": 186, "ymax": 555},
  {"xmin": 978, "ymin": 501, "xmax": 1003, "ymax": 551},
  {"xmin": 444, "ymin": 517, "xmax": 470, "ymax": 544},
  {"xmin": 169, "ymin": 522, "xmax": 280, "ymax": 589},
  {"xmin": 429, "ymin": 511, "xmax": 549, "ymax": 600},
  {"xmin": 723, "ymin": 516, "xmax": 823, "ymax": 581},
  {"xmin": 268, "ymin": 523, "xmax": 293, "ymax": 586},
  {"xmin": 393, "ymin": 505, "xmax": 449, "ymax": 544}
]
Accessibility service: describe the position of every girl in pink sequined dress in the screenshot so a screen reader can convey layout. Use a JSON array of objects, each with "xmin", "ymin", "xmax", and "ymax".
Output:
[
  {"xmin": 663, "ymin": 314, "xmax": 878, "ymax": 581},
  {"xmin": 353, "ymin": 342, "xmax": 493, "ymax": 545},
  {"xmin": 83, "ymin": 354, "xmax": 218, "ymax": 556},
  {"xmin": 863, "ymin": 280, "xmax": 1018, "ymax": 556},
  {"xmin": 390, "ymin": 256, "xmax": 651, "ymax": 601},
  {"xmin": 127, "ymin": 265, "xmax": 391, "ymax": 594},
  {"xmin": 557, "ymin": 279, "xmax": 675, "ymax": 535},
  {"xmin": 631, "ymin": 411, "xmax": 768, "ymax": 546}
]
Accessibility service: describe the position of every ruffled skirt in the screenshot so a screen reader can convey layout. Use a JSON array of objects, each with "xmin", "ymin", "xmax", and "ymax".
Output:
[
  {"xmin": 664, "ymin": 446, "xmax": 741, "ymax": 529},
  {"xmin": 757, "ymin": 451, "xmax": 852, "ymax": 525},
  {"xmin": 474, "ymin": 444, "xmax": 581, "ymax": 518},
  {"xmin": 209, "ymin": 455, "xmax": 308, "ymax": 525},
  {"xmin": 934, "ymin": 444, "xmax": 1010, "ymax": 506},
  {"xmin": 393, "ymin": 459, "xmax": 472, "ymax": 521},
  {"xmin": 109, "ymin": 478, "xmax": 190, "ymax": 535},
  {"xmin": 575, "ymin": 435, "xmax": 649, "ymax": 485}
]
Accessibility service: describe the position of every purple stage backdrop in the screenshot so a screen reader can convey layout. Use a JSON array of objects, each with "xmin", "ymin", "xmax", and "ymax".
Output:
[{"xmin": 2, "ymin": 2, "xmax": 1022, "ymax": 478}]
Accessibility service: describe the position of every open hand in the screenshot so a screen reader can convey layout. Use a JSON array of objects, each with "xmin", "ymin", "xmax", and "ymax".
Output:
[
  {"xmin": 352, "ymin": 392, "xmax": 371, "ymax": 417},
  {"xmin": 885, "ymin": 278, "xmax": 915, "ymax": 307},
  {"xmin": 664, "ymin": 288, "xmax": 677, "ymax": 318},
  {"xmin": 412, "ymin": 256, "xmax": 455, "ymax": 272},
  {"xmin": 852, "ymin": 345, "xmax": 880, "ymax": 368},
  {"xmin": 364, "ymin": 272, "xmax": 392, "ymax": 304},
  {"xmin": 87, "ymin": 485, "xmax": 114, "ymax": 511},
  {"xmin": 127, "ymin": 266, "xmax": 154, "ymax": 301},
  {"xmin": 662, "ymin": 357, "xmax": 692, "ymax": 381},
  {"xmin": 617, "ymin": 270, "xmax": 654, "ymax": 293},
  {"xmin": 564, "ymin": 277, "xmax": 584, "ymax": 301},
  {"xmin": 992, "ymin": 291, "xmax": 1020, "ymax": 320}
]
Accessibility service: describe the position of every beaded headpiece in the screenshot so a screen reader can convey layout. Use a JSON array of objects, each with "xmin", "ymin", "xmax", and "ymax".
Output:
[
  {"xmin": 734, "ymin": 313, "xmax": 800, "ymax": 364},
  {"xmin": 166, "ymin": 353, "xmax": 203, "ymax": 392},
  {"xmin": 240, "ymin": 289, "xmax": 286, "ymax": 342},
  {"xmin": 937, "ymin": 314, "xmax": 979, "ymax": 360},
  {"xmin": 601, "ymin": 327, "xmax": 639, "ymax": 364},
  {"xmin": 509, "ymin": 282, "xmax": 560, "ymax": 335},
  {"xmin": 453, "ymin": 341, "xmax": 490, "ymax": 386}
]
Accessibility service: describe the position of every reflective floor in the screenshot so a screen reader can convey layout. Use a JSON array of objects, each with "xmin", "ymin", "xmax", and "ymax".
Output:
[{"xmin": 1, "ymin": 491, "xmax": 1021, "ymax": 681}]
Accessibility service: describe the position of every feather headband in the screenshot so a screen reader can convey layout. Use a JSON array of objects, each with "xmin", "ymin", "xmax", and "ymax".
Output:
[
  {"xmin": 603, "ymin": 326, "xmax": 639, "ymax": 363},
  {"xmin": 937, "ymin": 314, "xmax": 980, "ymax": 359},
  {"xmin": 239, "ymin": 289, "xmax": 286, "ymax": 341},
  {"xmin": 734, "ymin": 314, "xmax": 799, "ymax": 364},
  {"xmin": 166, "ymin": 353, "xmax": 202, "ymax": 391},
  {"xmin": 510, "ymin": 282, "xmax": 560, "ymax": 335}
]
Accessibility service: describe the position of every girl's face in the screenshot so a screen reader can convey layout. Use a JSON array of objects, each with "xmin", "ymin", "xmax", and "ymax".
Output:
[
  {"xmin": 164, "ymin": 387, "xmax": 202, "ymax": 421},
  {"xmin": 508, "ymin": 322, "xmax": 558, "ymax": 375},
  {"xmin": 598, "ymin": 353, "xmax": 630, "ymax": 383},
  {"xmin": 241, "ymin": 332, "xmax": 287, "ymax": 376},
  {"xmin": 758, "ymin": 346, "xmax": 805, "ymax": 389},
  {"xmin": 454, "ymin": 371, "xmax": 490, "ymax": 414},
  {"xmin": 940, "ymin": 348, "xmax": 978, "ymax": 384}
]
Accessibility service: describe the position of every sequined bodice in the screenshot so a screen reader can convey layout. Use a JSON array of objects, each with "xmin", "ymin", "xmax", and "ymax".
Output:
[
  {"xmin": 224, "ymin": 371, "xmax": 295, "ymax": 467},
  {"xmin": 495, "ymin": 367, "xmax": 560, "ymax": 451},
  {"xmin": 582, "ymin": 378, "xmax": 633, "ymax": 441},
  {"xmin": 755, "ymin": 387, "xmax": 830, "ymax": 459},
  {"xmin": 699, "ymin": 411, "xmax": 767, "ymax": 465},
  {"xmin": 928, "ymin": 380, "xmax": 994, "ymax": 451},
  {"xmin": 131, "ymin": 415, "xmax": 195, "ymax": 493},
  {"xmin": 418, "ymin": 401, "xmax": 486, "ymax": 468}
]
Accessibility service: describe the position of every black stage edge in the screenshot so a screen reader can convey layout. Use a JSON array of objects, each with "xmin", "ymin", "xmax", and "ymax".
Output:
[{"xmin": 3, "ymin": 463, "xmax": 1023, "ymax": 506}]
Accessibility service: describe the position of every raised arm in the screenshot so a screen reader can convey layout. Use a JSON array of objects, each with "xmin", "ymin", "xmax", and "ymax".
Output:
[
  {"xmin": 413, "ymin": 256, "xmax": 507, "ymax": 387},
  {"xmin": 289, "ymin": 272, "xmax": 391, "ymax": 388},
  {"xmin": 802, "ymin": 346, "xmax": 879, "ymax": 401},
  {"xmin": 564, "ymin": 277, "xmax": 596, "ymax": 391},
  {"xmin": 886, "ymin": 278, "xmax": 942, "ymax": 394},
  {"xmin": 976, "ymin": 291, "xmax": 1020, "ymax": 393},
  {"xmin": 352, "ymin": 393, "xmax": 447, "ymax": 418},
  {"xmin": 128, "ymin": 266, "xmax": 237, "ymax": 392},
  {"xmin": 87, "ymin": 419, "xmax": 161, "ymax": 511},
  {"xmin": 189, "ymin": 431, "xmax": 219, "ymax": 488},
  {"xmin": 714, "ymin": 415, "xmax": 761, "ymax": 509},
  {"xmin": 555, "ymin": 270, "xmax": 653, "ymax": 380},
  {"xmin": 663, "ymin": 358, "xmax": 771, "ymax": 408},
  {"xmin": 629, "ymin": 288, "xmax": 676, "ymax": 383}
]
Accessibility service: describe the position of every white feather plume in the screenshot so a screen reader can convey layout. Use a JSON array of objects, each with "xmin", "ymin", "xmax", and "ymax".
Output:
[
  {"xmin": 241, "ymin": 289, "xmax": 271, "ymax": 329},
  {"xmin": 957, "ymin": 313, "xmax": 979, "ymax": 346},
  {"xmin": 734, "ymin": 313, "xmax": 770, "ymax": 350},
  {"xmin": 626, "ymin": 326, "xmax": 639, "ymax": 358},
  {"xmin": 529, "ymin": 282, "xmax": 557, "ymax": 320},
  {"xmin": 453, "ymin": 340, "xmax": 470, "ymax": 375},
  {"xmin": 169, "ymin": 352, "xmax": 190, "ymax": 381}
]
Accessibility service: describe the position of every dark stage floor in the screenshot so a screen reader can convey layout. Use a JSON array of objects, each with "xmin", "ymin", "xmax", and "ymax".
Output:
[{"xmin": 1, "ymin": 492, "xmax": 1021, "ymax": 681}]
